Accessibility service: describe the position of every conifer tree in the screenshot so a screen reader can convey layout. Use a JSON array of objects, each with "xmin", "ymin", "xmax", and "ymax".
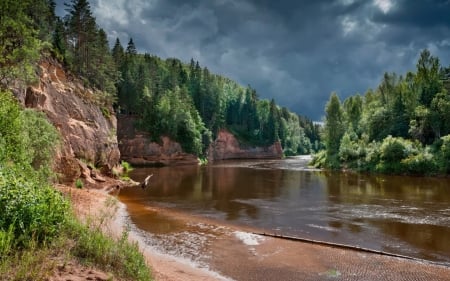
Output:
[{"xmin": 65, "ymin": 0, "xmax": 97, "ymax": 78}]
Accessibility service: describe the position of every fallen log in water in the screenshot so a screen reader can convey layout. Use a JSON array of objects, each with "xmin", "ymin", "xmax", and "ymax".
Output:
[{"xmin": 253, "ymin": 232, "xmax": 449, "ymax": 267}]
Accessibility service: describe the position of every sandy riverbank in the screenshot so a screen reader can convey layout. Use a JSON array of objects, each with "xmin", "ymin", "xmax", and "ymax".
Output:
[
  {"xmin": 57, "ymin": 184, "xmax": 226, "ymax": 281},
  {"xmin": 60, "ymin": 183, "xmax": 450, "ymax": 281}
]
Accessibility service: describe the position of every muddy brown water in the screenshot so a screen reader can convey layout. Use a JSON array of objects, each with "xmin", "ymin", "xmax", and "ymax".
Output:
[{"xmin": 118, "ymin": 156, "xmax": 450, "ymax": 278}]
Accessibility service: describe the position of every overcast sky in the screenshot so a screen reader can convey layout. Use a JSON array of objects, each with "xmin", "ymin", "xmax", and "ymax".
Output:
[{"xmin": 55, "ymin": 0, "xmax": 450, "ymax": 120}]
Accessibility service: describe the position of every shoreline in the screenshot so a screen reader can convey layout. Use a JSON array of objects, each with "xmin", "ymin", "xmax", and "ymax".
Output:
[
  {"xmin": 61, "ymin": 183, "xmax": 450, "ymax": 281},
  {"xmin": 59, "ymin": 184, "xmax": 228, "ymax": 281}
]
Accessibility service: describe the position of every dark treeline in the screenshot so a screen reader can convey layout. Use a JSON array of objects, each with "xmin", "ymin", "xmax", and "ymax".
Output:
[
  {"xmin": 112, "ymin": 38, "xmax": 319, "ymax": 155},
  {"xmin": 315, "ymin": 50, "xmax": 450, "ymax": 175},
  {"xmin": 7, "ymin": 0, "xmax": 318, "ymax": 157}
]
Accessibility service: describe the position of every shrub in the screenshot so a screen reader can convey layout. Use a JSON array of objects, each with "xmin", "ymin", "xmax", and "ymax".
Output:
[
  {"xmin": 121, "ymin": 161, "xmax": 133, "ymax": 175},
  {"xmin": 310, "ymin": 150, "xmax": 326, "ymax": 168},
  {"xmin": 21, "ymin": 109, "xmax": 60, "ymax": 179},
  {"xmin": 0, "ymin": 91, "xmax": 27, "ymax": 165},
  {"xmin": 380, "ymin": 136, "xmax": 406, "ymax": 162},
  {"xmin": 439, "ymin": 134, "xmax": 450, "ymax": 173},
  {"xmin": 401, "ymin": 150, "xmax": 437, "ymax": 175},
  {"xmin": 339, "ymin": 132, "xmax": 361, "ymax": 168},
  {"xmin": 0, "ymin": 167, "xmax": 69, "ymax": 246}
]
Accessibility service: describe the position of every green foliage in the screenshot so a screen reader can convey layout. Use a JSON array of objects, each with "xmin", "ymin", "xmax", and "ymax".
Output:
[
  {"xmin": 310, "ymin": 150, "xmax": 327, "ymax": 168},
  {"xmin": 323, "ymin": 93, "xmax": 345, "ymax": 169},
  {"xmin": 0, "ymin": 93, "xmax": 152, "ymax": 279},
  {"xmin": 0, "ymin": 226, "xmax": 14, "ymax": 258},
  {"xmin": 380, "ymin": 136, "xmax": 406, "ymax": 163},
  {"xmin": 338, "ymin": 130, "xmax": 361, "ymax": 168},
  {"xmin": 21, "ymin": 109, "xmax": 60, "ymax": 179},
  {"xmin": 0, "ymin": 0, "xmax": 41, "ymax": 89},
  {"xmin": 121, "ymin": 160, "xmax": 133, "ymax": 175},
  {"xmin": 75, "ymin": 178, "xmax": 84, "ymax": 189},
  {"xmin": 114, "ymin": 43, "xmax": 314, "ymax": 156},
  {"xmin": 0, "ymin": 90, "xmax": 67, "ymax": 248},
  {"xmin": 0, "ymin": 91, "xmax": 27, "ymax": 165},
  {"xmin": 0, "ymin": 167, "xmax": 69, "ymax": 247},
  {"xmin": 320, "ymin": 49, "xmax": 450, "ymax": 175},
  {"xmin": 439, "ymin": 134, "xmax": 450, "ymax": 173},
  {"xmin": 69, "ymin": 222, "xmax": 152, "ymax": 281},
  {"xmin": 401, "ymin": 148, "xmax": 437, "ymax": 175}
]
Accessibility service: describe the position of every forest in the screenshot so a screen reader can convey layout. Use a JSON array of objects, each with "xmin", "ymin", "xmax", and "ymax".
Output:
[
  {"xmin": 112, "ymin": 40, "xmax": 319, "ymax": 155},
  {"xmin": 45, "ymin": 0, "xmax": 320, "ymax": 157},
  {"xmin": 315, "ymin": 49, "xmax": 450, "ymax": 175}
]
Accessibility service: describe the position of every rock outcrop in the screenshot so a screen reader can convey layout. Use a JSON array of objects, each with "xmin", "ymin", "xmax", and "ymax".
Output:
[
  {"xmin": 18, "ymin": 58, "xmax": 282, "ymax": 173},
  {"xmin": 208, "ymin": 129, "xmax": 283, "ymax": 161},
  {"xmin": 117, "ymin": 115, "xmax": 199, "ymax": 166},
  {"xmin": 15, "ymin": 58, "xmax": 120, "ymax": 183}
]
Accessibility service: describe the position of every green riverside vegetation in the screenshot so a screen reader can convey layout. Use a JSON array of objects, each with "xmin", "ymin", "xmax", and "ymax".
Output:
[
  {"xmin": 1, "ymin": 0, "xmax": 152, "ymax": 279},
  {"xmin": 314, "ymin": 49, "xmax": 450, "ymax": 175},
  {"xmin": 113, "ymin": 40, "xmax": 320, "ymax": 155},
  {"xmin": 0, "ymin": 90, "xmax": 152, "ymax": 280}
]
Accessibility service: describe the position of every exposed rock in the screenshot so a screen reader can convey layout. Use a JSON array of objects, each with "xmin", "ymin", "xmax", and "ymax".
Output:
[
  {"xmin": 16, "ymin": 58, "xmax": 120, "ymax": 183},
  {"xmin": 117, "ymin": 115, "xmax": 199, "ymax": 166},
  {"xmin": 208, "ymin": 129, "xmax": 283, "ymax": 162}
]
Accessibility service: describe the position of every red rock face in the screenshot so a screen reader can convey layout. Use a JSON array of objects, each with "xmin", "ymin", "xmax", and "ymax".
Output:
[
  {"xmin": 16, "ymin": 58, "xmax": 121, "ymax": 182},
  {"xmin": 208, "ymin": 129, "xmax": 283, "ymax": 162},
  {"xmin": 117, "ymin": 115, "xmax": 199, "ymax": 166}
]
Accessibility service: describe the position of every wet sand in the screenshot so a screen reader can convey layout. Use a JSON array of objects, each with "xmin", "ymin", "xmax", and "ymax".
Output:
[
  {"xmin": 61, "ymin": 185, "xmax": 450, "ymax": 281},
  {"xmin": 117, "ymin": 193, "xmax": 450, "ymax": 281}
]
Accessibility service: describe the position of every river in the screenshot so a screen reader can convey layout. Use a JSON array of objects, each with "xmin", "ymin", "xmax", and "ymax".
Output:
[{"xmin": 118, "ymin": 156, "xmax": 450, "ymax": 277}]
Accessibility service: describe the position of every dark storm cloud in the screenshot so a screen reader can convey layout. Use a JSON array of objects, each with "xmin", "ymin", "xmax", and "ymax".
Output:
[
  {"xmin": 372, "ymin": 0, "xmax": 450, "ymax": 28},
  {"xmin": 55, "ymin": 0, "xmax": 450, "ymax": 120}
]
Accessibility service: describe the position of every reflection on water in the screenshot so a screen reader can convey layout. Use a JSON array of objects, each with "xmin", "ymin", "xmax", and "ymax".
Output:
[{"xmin": 119, "ymin": 157, "xmax": 450, "ymax": 264}]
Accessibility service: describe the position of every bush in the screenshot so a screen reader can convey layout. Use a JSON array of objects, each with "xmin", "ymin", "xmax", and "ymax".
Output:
[
  {"xmin": 0, "ymin": 167, "xmax": 69, "ymax": 246},
  {"xmin": 380, "ymin": 136, "xmax": 406, "ymax": 162},
  {"xmin": 439, "ymin": 135, "xmax": 450, "ymax": 173},
  {"xmin": 21, "ymin": 109, "xmax": 60, "ymax": 179},
  {"xmin": 121, "ymin": 160, "xmax": 133, "ymax": 176},
  {"xmin": 310, "ymin": 150, "xmax": 326, "ymax": 168},
  {"xmin": 339, "ymin": 132, "xmax": 361, "ymax": 167},
  {"xmin": 0, "ymin": 91, "xmax": 27, "ymax": 165},
  {"xmin": 0, "ymin": 91, "xmax": 68, "ymax": 246},
  {"xmin": 401, "ymin": 150, "xmax": 437, "ymax": 175}
]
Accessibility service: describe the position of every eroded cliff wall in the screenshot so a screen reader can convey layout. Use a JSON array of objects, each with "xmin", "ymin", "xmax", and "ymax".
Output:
[
  {"xmin": 117, "ymin": 115, "xmax": 198, "ymax": 166},
  {"xmin": 15, "ymin": 58, "xmax": 120, "ymax": 182},
  {"xmin": 208, "ymin": 129, "xmax": 283, "ymax": 162}
]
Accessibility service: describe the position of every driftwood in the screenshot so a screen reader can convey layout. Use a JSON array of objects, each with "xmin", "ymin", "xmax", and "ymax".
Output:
[
  {"xmin": 254, "ymin": 232, "xmax": 449, "ymax": 267},
  {"xmin": 140, "ymin": 174, "xmax": 153, "ymax": 189}
]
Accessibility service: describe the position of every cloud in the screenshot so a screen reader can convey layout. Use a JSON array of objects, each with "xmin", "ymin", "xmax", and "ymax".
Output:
[{"xmin": 55, "ymin": 0, "xmax": 450, "ymax": 120}]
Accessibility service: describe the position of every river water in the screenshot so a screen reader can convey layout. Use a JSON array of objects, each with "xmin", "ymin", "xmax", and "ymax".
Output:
[{"xmin": 118, "ymin": 156, "xmax": 450, "ymax": 268}]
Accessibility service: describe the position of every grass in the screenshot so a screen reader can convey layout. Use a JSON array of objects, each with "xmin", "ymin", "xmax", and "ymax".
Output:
[{"xmin": 0, "ymin": 194, "xmax": 153, "ymax": 281}]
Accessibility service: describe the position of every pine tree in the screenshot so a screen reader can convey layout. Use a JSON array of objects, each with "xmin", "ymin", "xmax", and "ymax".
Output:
[
  {"xmin": 64, "ymin": 0, "xmax": 97, "ymax": 78},
  {"xmin": 112, "ymin": 37, "xmax": 125, "ymax": 68},
  {"xmin": 126, "ymin": 38, "xmax": 137, "ymax": 56}
]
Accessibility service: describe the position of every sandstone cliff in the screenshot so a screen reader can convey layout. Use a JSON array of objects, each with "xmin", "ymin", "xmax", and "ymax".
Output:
[
  {"xmin": 117, "ymin": 115, "xmax": 198, "ymax": 166},
  {"xmin": 15, "ymin": 58, "xmax": 120, "ymax": 183},
  {"xmin": 16, "ymin": 58, "xmax": 282, "ymax": 174},
  {"xmin": 208, "ymin": 129, "xmax": 283, "ymax": 161}
]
